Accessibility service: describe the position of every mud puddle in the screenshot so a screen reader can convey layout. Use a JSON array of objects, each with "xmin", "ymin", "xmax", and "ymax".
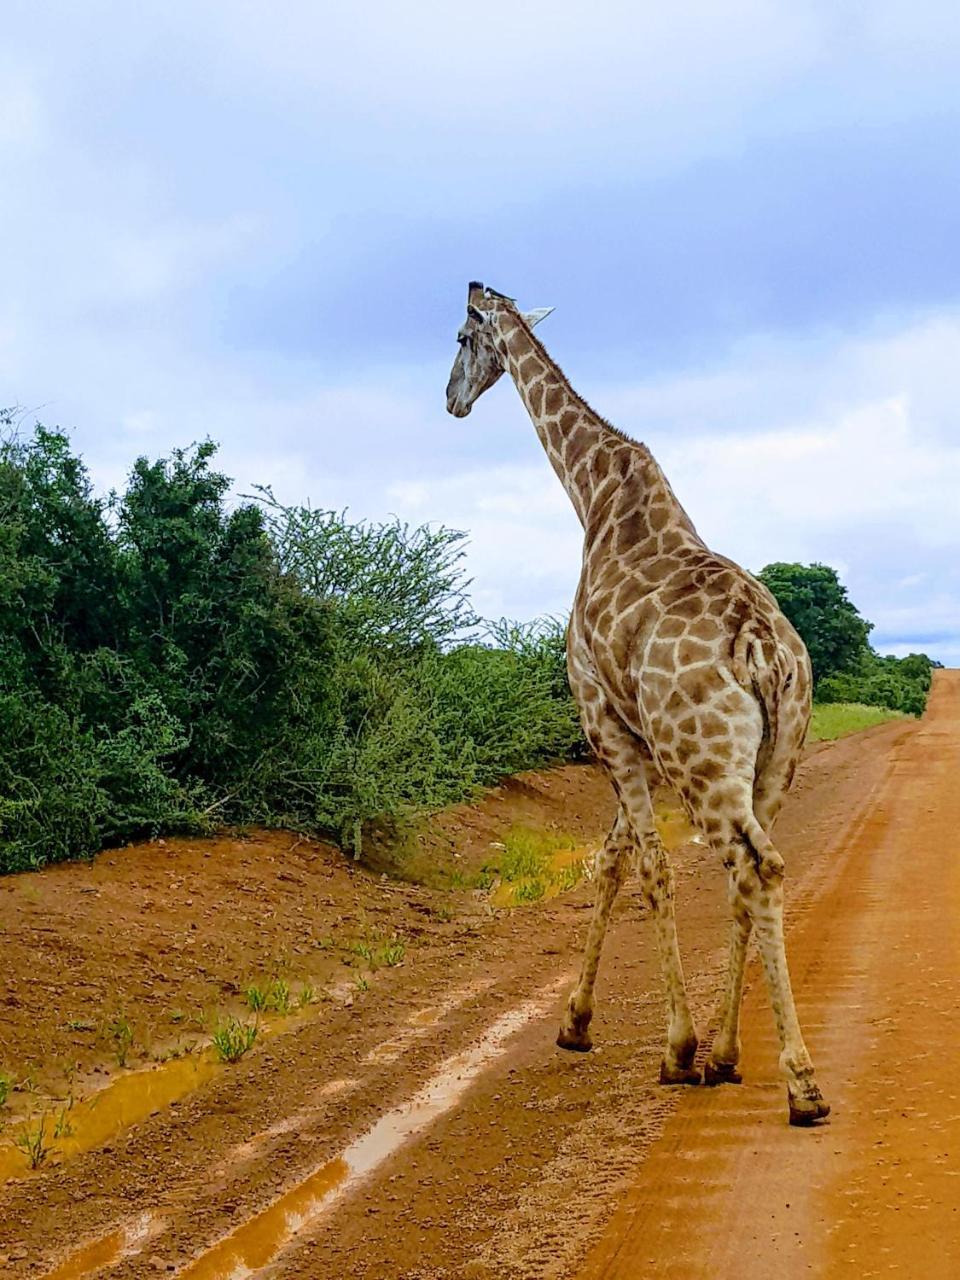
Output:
[
  {"xmin": 1, "ymin": 993, "xmax": 357, "ymax": 1184},
  {"xmin": 40, "ymin": 1214, "xmax": 159, "ymax": 1280},
  {"xmin": 175, "ymin": 975, "xmax": 570, "ymax": 1279},
  {"xmin": 362, "ymin": 979, "xmax": 495, "ymax": 1066},
  {"xmin": 0, "ymin": 1053, "xmax": 220, "ymax": 1183}
]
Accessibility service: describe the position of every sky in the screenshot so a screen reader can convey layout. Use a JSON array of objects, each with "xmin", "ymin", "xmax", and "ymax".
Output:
[{"xmin": 2, "ymin": 1, "xmax": 959, "ymax": 662}]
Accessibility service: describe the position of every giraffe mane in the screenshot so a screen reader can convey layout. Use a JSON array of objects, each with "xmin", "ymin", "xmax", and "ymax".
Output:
[{"xmin": 505, "ymin": 304, "xmax": 645, "ymax": 450}]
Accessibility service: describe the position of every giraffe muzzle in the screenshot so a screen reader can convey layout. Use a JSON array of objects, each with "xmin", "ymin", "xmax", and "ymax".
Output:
[{"xmin": 446, "ymin": 395, "xmax": 472, "ymax": 418}]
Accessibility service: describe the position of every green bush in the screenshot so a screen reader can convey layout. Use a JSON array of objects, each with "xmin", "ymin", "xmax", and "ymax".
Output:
[
  {"xmin": 815, "ymin": 650, "xmax": 934, "ymax": 716},
  {"xmin": 0, "ymin": 420, "xmax": 583, "ymax": 872}
]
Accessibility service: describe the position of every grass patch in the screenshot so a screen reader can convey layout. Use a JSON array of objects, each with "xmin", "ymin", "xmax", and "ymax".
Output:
[
  {"xmin": 267, "ymin": 978, "xmax": 291, "ymax": 1014},
  {"xmin": 377, "ymin": 938, "xmax": 405, "ymax": 968},
  {"xmin": 808, "ymin": 702, "xmax": 909, "ymax": 743},
  {"xmin": 107, "ymin": 1015, "xmax": 134, "ymax": 1068},
  {"xmin": 513, "ymin": 878, "xmax": 547, "ymax": 904},
  {"xmin": 347, "ymin": 940, "xmax": 375, "ymax": 966},
  {"xmin": 494, "ymin": 827, "xmax": 578, "ymax": 882},
  {"xmin": 65, "ymin": 1018, "xmax": 97, "ymax": 1033},
  {"xmin": 554, "ymin": 862, "xmax": 585, "ymax": 894},
  {"xmin": 245, "ymin": 984, "xmax": 268, "ymax": 1013},
  {"xmin": 0, "ymin": 1072, "xmax": 12, "ymax": 1107},
  {"xmin": 347, "ymin": 935, "xmax": 406, "ymax": 970},
  {"xmin": 212, "ymin": 1017, "xmax": 258, "ymax": 1063},
  {"xmin": 14, "ymin": 1114, "xmax": 52, "ymax": 1169},
  {"xmin": 482, "ymin": 826, "xmax": 588, "ymax": 906},
  {"xmin": 53, "ymin": 1104, "xmax": 75, "ymax": 1140}
]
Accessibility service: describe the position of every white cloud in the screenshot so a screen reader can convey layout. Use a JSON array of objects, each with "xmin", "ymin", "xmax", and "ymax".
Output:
[
  {"xmin": 663, "ymin": 397, "xmax": 960, "ymax": 553},
  {"xmin": 0, "ymin": 67, "xmax": 44, "ymax": 152},
  {"xmin": 103, "ymin": 215, "xmax": 263, "ymax": 303},
  {"xmin": 187, "ymin": 1, "xmax": 823, "ymax": 175},
  {"xmin": 385, "ymin": 465, "xmax": 581, "ymax": 620}
]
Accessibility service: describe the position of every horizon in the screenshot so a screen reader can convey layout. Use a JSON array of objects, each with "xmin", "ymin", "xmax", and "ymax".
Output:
[{"xmin": 3, "ymin": 2, "xmax": 959, "ymax": 663}]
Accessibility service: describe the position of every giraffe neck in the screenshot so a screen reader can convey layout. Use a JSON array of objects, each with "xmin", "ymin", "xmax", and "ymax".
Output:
[{"xmin": 491, "ymin": 310, "xmax": 621, "ymax": 527}]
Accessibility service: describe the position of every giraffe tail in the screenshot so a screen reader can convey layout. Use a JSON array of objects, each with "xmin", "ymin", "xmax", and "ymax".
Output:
[{"xmin": 732, "ymin": 619, "xmax": 797, "ymax": 751}]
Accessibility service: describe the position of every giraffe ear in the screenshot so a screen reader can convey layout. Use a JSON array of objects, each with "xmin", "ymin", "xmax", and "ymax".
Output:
[{"xmin": 521, "ymin": 307, "xmax": 554, "ymax": 329}]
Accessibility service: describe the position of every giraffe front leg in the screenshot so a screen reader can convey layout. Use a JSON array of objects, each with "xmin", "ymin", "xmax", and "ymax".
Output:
[
  {"xmin": 731, "ymin": 827, "xmax": 830, "ymax": 1126},
  {"xmin": 636, "ymin": 836, "xmax": 701, "ymax": 1085},
  {"xmin": 557, "ymin": 811, "xmax": 631, "ymax": 1052},
  {"xmin": 704, "ymin": 867, "xmax": 752, "ymax": 1086}
]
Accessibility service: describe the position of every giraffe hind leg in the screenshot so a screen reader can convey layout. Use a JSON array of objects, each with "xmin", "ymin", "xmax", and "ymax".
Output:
[
  {"xmin": 634, "ymin": 827, "xmax": 701, "ymax": 1085},
  {"xmin": 729, "ymin": 810, "xmax": 829, "ymax": 1125},
  {"xmin": 704, "ymin": 865, "xmax": 751, "ymax": 1086}
]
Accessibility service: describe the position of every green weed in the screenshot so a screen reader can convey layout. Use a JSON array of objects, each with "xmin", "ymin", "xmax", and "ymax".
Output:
[
  {"xmin": 297, "ymin": 983, "xmax": 317, "ymax": 1008},
  {"xmin": 65, "ymin": 1018, "xmax": 96, "ymax": 1033},
  {"xmin": 212, "ymin": 1018, "xmax": 258, "ymax": 1063},
  {"xmin": 245, "ymin": 984, "xmax": 268, "ymax": 1013},
  {"xmin": 0, "ymin": 1072, "xmax": 13, "ymax": 1107},
  {"xmin": 107, "ymin": 1015, "xmax": 134, "ymax": 1068},
  {"xmin": 18, "ymin": 1069, "xmax": 39, "ymax": 1095},
  {"xmin": 513, "ymin": 878, "xmax": 546, "ymax": 904},
  {"xmin": 348, "ymin": 940, "xmax": 375, "ymax": 966},
  {"xmin": 553, "ymin": 862, "xmax": 585, "ymax": 893},
  {"xmin": 53, "ymin": 1103, "xmax": 74, "ymax": 1140},
  {"xmin": 497, "ymin": 827, "xmax": 577, "ymax": 882},
  {"xmin": 377, "ymin": 939, "xmax": 405, "ymax": 967},
  {"xmin": 14, "ymin": 1114, "xmax": 51, "ymax": 1169},
  {"xmin": 267, "ymin": 978, "xmax": 291, "ymax": 1014}
]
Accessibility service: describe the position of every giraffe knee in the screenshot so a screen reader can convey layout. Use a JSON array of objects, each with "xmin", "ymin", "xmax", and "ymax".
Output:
[
  {"xmin": 638, "ymin": 841, "xmax": 674, "ymax": 910},
  {"xmin": 594, "ymin": 843, "xmax": 630, "ymax": 897},
  {"xmin": 735, "ymin": 819, "xmax": 784, "ymax": 885}
]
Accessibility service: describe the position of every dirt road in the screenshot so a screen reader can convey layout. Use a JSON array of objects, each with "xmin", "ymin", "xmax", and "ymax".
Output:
[
  {"xmin": 581, "ymin": 669, "xmax": 960, "ymax": 1280},
  {"xmin": 1, "ymin": 674, "xmax": 957, "ymax": 1278}
]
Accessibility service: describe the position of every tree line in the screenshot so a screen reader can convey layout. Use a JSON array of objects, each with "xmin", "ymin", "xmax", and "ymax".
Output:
[
  {"xmin": 0, "ymin": 423, "xmax": 936, "ymax": 874},
  {"xmin": 756, "ymin": 562, "xmax": 937, "ymax": 716}
]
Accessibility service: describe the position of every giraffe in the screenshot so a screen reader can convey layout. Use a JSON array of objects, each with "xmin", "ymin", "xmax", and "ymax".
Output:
[{"xmin": 445, "ymin": 282, "xmax": 830, "ymax": 1126}]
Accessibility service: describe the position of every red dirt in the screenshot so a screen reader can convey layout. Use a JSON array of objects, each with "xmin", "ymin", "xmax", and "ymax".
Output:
[{"xmin": 0, "ymin": 677, "xmax": 956, "ymax": 1279}]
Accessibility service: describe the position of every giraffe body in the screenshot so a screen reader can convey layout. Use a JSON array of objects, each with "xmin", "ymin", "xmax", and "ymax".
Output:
[{"xmin": 446, "ymin": 283, "xmax": 829, "ymax": 1125}]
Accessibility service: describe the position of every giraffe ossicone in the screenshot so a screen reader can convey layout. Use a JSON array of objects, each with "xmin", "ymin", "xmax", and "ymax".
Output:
[{"xmin": 445, "ymin": 281, "xmax": 829, "ymax": 1127}]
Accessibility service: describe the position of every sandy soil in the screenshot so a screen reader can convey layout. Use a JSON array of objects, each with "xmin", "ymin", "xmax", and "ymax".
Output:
[{"xmin": 0, "ymin": 676, "xmax": 955, "ymax": 1279}]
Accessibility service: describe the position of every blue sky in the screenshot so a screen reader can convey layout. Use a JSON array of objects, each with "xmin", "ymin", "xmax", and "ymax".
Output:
[{"xmin": 2, "ymin": 1, "xmax": 959, "ymax": 662}]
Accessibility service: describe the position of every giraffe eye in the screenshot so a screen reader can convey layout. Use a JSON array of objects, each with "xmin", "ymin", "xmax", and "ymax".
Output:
[{"xmin": 457, "ymin": 335, "xmax": 469, "ymax": 347}]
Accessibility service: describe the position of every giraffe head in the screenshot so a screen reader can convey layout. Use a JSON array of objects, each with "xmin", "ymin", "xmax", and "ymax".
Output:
[{"xmin": 445, "ymin": 282, "xmax": 553, "ymax": 417}]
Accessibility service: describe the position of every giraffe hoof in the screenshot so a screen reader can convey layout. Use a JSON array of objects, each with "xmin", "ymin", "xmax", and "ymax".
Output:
[
  {"xmin": 703, "ymin": 1060, "xmax": 743, "ymax": 1086},
  {"xmin": 659, "ymin": 1059, "xmax": 702, "ymax": 1086},
  {"xmin": 557, "ymin": 1006, "xmax": 592, "ymax": 1052},
  {"xmin": 788, "ymin": 1092, "xmax": 831, "ymax": 1127},
  {"xmin": 555, "ymin": 1024, "xmax": 593, "ymax": 1054}
]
